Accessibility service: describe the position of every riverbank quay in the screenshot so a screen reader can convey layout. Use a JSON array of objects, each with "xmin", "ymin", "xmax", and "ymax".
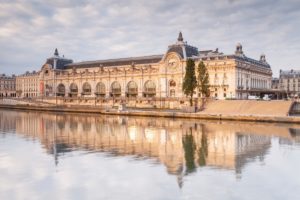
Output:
[{"xmin": 0, "ymin": 103, "xmax": 299, "ymax": 124}]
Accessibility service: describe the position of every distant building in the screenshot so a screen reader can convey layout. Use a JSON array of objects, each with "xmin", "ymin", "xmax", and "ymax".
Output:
[
  {"xmin": 16, "ymin": 70, "xmax": 40, "ymax": 98},
  {"xmin": 16, "ymin": 33, "xmax": 273, "ymax": 107},
  {"xmin": 0, "ymin": 74, "xmax": 16, "ymax": 97},
  {"xmin": 272, "ymin": 78, "xmax": 279, "ymax": 89},
  {"xmin": 279, "ymin": 69, "xmax": 300, "ymax": 97}
]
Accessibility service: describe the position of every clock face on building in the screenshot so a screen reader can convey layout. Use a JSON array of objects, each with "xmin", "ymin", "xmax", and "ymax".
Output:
[{"xmin": 167, "ymin": 56, "xmax": 179, "ymax": 71}]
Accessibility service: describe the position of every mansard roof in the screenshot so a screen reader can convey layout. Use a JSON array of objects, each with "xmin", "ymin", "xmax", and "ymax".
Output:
[
  {"xmin": 43, "ymin": 49, "xmax": 73, "ymax": 69},
  {"xmin": 18, "ymin": 70, "xmax": 40, "ymax": 77},
  {"xmin": 199, "ymin": 49, "xmax": 223, "ymax": 57},
  {"xmin": 185, "ymin": 44, "xmax": 199, "ymax": 57},
  {"xmin": 233, "ymin": 55, "xmax": 271, "ymax": 69},
  {"xmin": 0, "ymin": 74, "xmax": 16, "ymax": 79},
  {"xmin": 165, "ymin": 32, "xmax": 199, "ymax": 59},
  {"xmin": 46, "ymin": 57, "xmax": 73, "ymax": 69},
  {"xmin": 280, "ymin": 69, "xmax": 300, "ymax": 78},
  {"xmin": 166, "ymin": 43, "xmax": 199, "ymax": 59},
  {"xmin": 65, "ymin": 54, "xmax": 163, "ymax": 69},
  {"xmin": 195, "ymin": 50, "xmax": 271, "ymax": 69}
]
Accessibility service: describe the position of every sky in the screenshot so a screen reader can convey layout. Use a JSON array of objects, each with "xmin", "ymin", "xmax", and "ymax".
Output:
[{"xmin": 0, "ymin": 0, "xmax": 300, "ymax": 77}]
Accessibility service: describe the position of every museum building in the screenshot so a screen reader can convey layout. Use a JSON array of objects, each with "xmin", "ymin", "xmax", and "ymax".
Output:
[{"xmin": 16, "ymin": 33, "xmax": 272, "ymax": 103}]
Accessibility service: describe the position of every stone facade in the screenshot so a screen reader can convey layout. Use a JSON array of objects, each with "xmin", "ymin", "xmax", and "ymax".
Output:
[
  {"xmin": 0, "ymin": 74, "xmax": 16, "ymax": 97},
  {"xmin": 272, "ymin": 78, "xmax": 279, "ymax": 89},
  {"xmin": 279, "ymin": 69, "xmax": 300, "ymax": 97},
  {"xmin": 16, "ymin": 71, "xmax": 40, "ymax": 98},
  {"xmin": 16, "ymin": 33, "xmax": 272, "ymax": 105}
]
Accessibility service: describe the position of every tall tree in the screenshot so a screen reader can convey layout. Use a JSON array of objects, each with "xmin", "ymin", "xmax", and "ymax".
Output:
[
  {"xmin": 197, "ymin": 61, "xmax": 210, "ymax": 97},
  {"xmin": 183, "ymin": 59, "xmax": 197, "ymax": 106}
]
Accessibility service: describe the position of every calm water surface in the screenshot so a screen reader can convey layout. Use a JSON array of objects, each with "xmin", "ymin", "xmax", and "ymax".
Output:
[{"xmin": 0, "ymin": 110, "xmax": 300, "ymax": 200}]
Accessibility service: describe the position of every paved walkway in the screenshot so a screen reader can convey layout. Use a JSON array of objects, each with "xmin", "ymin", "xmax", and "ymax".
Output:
[{"xmin": 201, "ymin": 100, "xmax": 293, "ymax": 116}]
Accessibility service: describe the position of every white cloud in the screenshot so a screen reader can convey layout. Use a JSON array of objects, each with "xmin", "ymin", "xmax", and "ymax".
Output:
[{"xmin": 0, "ymin": 0, "xmax": 300, "ymax": 76}]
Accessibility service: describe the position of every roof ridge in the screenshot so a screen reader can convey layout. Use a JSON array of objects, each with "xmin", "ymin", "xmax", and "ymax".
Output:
[{"xmin": 67, "ymin": 54, "xmax": 164, "ymax": 66}]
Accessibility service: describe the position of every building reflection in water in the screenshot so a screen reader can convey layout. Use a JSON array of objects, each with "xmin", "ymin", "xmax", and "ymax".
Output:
[
  {"xmin": 279, "ymin": 128, "xmax": 300, "ymax": 146},
  {"xmin": 1, "ymin": 110, "xmax": 300, "ymax": 186}
]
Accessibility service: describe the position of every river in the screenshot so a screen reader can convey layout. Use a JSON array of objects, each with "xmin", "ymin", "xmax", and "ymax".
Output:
[{"xmin": 0, "ymin": 109, "xmax": 300, "ymax": 200}]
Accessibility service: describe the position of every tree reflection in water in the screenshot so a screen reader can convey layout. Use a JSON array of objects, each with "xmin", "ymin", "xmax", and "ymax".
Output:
[
  {"xmin": 198, "ymin": 125, "xmax": 208, "ymax": 166},
  {"xmin": 182, "ymin": 125, "xmax": 209, "ymax": 174},
  {"xmin": 182, "ymin": 128, "xmax": 196, "ymax": 174}
]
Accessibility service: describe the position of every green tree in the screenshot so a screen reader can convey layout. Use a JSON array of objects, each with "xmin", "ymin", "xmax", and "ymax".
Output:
[
  {"xmin": 183, "ymin": 59, "xmax": 197, "ymax": 106},
  {"xmin": 197, "ymin": 61, "xmax": 210, "ymax": 97}
]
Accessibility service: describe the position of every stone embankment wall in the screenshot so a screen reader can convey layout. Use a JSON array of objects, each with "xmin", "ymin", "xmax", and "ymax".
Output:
[
  {"xmin": 0, "ymin": 98, "xmax": 294, "ymax": 116},
  {"xmin": 18, "ymin": 97, "xmax": 190, "ymax": 109},
  {"xmin": 0, "ymin": 99, "xmax": 300, "ymax": 123}
]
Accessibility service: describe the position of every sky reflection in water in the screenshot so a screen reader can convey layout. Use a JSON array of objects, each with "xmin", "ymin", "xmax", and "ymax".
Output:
[{"xmin": 0, "ymin": 110, "xmax": 300, "ymax": 200}]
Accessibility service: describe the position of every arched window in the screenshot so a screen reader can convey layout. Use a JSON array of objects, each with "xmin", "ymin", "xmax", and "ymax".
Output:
[
  {"xmin": 82, "ymin": 82, "xmax": 91, "ymax": 95},
  {"xmin": 126, "ymin": 81, "xmax": 138, "ymax": 97},
  {"xmin": 111, "ymin": 81, "xmax": 121, "ymax": 97},
  {"xmin": 56, "ymin": 83, "xmax": 65, "ymax": 97},
  {"xmin": 95, "ymin": 82, "xmax": 106, "ymax": 97},
  {"xmin": 69, "ymin": 83, "xmax": 78, "ymax": 97},
  {"xmin": 169, "ymin": 80, "xmax": 176, "ymax": 97},
  {"xmin": 144, "ymin": 80, "xmax": 156, "ymax": 97},
  {"xmin": 214, "ymin": 74, "xmax": 219, "ymax": 85},
  {"xmin": 45, "ymin": 84, "xmax": 52, "ymax": 96},
  {"xmin": 169, "ymin": 80, "xmax": 176, "ymax": 87},
  {"xmin": 170, "ymin": 89, "xmax": 175, "ymax": 97}
]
